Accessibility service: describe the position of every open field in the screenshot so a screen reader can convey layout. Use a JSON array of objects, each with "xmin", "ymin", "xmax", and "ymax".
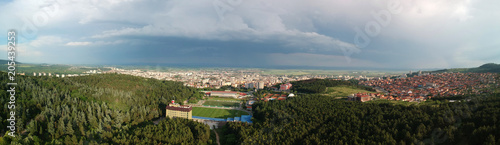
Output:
[
  {"xmin": 203, "ymin": 101, "xmax": 240, "ymax": 107},
  {"xmin": 192, "ymin": 107, "xmax": 248, "ymax": 118},
  {"xmin": 323, "ymin": 85, "xmax": 376, "ymax": 97}
]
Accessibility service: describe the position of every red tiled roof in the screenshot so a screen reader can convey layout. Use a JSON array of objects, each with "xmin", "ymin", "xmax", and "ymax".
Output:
[
  {"xmin": 166, "ymin": 105, "xmax": 192, "ymax": 112},
  {"xmin": 211, "ymin": 91, "xmax": 239, "ymax": 94}
]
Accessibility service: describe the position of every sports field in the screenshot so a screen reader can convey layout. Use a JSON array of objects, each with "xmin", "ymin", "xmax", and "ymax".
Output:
[
  {"xmin": 202, "ymin": 101, "xmax": 240, "ymax": 107},
  {"xmin": 192, "ymin": 107, "xmax": 249, "ymax": 118}
]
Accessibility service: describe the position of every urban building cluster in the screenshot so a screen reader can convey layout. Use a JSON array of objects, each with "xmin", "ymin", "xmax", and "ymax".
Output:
[
  {"xmin": 105, "ymin": 68, "xmax": 361, "ymax": 89},
  {"xmin": 29, "ymin": 69, "xmax": 103, "ymax": 78},
  {"xmin": 359, "ymin": 72, "xmax": 499, "ymax": 102},
  {"xmin": 279, "ymin": 83, "xmax": 293, "ymax": 91},
  {"xmin": 347, "ymin": 92, "xmax": 428, "ymax": 102},
  {"xmin": 203, "ymin": 91, "xmax": 249, "ymax": 98}
]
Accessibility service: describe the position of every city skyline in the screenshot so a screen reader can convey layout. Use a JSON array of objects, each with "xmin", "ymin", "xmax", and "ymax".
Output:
[{"xmin": 1, "ymin": 0, "xmax": 500, "ymax": 69}]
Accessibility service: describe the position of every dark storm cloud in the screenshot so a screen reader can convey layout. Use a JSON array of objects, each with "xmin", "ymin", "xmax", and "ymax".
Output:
[{"xmin": 1, "ymin": 0, "xmax": 499, "ymax": 69}]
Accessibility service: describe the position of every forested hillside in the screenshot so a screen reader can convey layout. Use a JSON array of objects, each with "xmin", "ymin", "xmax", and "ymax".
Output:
[
  {"xmin": 291, "ymin": 79, "xmax": 375, "ymax": 94},
  {"xmin": 223, "ymin": 94, "xmax": 500, "ymax": 144},
  {"xmin": 0, "ymin": 72, "xmax": 210, "ymax": 144},
  {"xmin": 433, "ymin": 63, "xmax": 500, "ymax": 73}
]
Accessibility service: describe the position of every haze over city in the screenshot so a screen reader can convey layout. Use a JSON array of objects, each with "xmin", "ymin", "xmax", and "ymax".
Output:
[{"xmin": 1, "ymin": 0, "xmax": 499, "ymax": 69}]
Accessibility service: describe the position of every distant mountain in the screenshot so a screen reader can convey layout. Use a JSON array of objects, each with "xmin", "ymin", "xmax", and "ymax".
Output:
[
  {"xmin": 433, "ymin": 63, "xmax": 500, "ymax": 73},
  {"xmin": 0, "ymin": 59, "xmax": 21, "ymax": 64}
]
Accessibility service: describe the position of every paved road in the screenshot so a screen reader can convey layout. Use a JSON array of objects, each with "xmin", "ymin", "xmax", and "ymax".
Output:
[
  {"xmin": 190, "ymin": 100, "xmax": 205, "ymax": 106},
  {"xmin": 214, "ymin": 129, "xmax": 221, "ymax": 145},
  {"xmin": 153, "ymin": 117, "xmax": 165, "ymax": 125}
]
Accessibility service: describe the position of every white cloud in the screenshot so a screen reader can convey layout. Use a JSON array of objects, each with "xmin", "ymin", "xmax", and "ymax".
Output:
[
  {"xmin": 29, "ymin": 36, "xmax": 64, "ymax": 47},
  {"xmin": 453, "ymin": 0, "xmax": 474, "ymax": 22},
  {"xmin": 93, "ymin": 40, "xmax": 125, "ymax": 45},
  {"xmin": 66, "ymin": 41, "xmax": 92, "ymax": 46},
  {"xmin": 1, "ymin": 44, "xmax": 43, "ymax": 60}
]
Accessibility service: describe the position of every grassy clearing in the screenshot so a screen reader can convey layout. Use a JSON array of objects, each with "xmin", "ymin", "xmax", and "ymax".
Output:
[
  {"xmin": 323, "ymin": 85, "xmax": 376, "ymax": 98},
  {"xmin": 192, "ymin": 107, "xmax": 248, "ymax": 118},
  {"xmin": 203, "ymin": 101, "xmax": 240, "ymax": 107}
]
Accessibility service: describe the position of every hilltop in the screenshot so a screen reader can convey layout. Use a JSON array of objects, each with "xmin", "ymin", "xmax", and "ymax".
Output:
[
  {"xmin": 0, "ymin": 59, "xmax": 21, "ymax": 64},
  {"xmin": 0, "ymin": 59, "xmax": 112, "ymax": 74},
  {"xmin": 432, "ymin": 63, "xmax": 500, "ymax": 73}
]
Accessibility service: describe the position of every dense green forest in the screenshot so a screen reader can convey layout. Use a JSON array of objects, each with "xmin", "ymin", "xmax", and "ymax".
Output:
[
  {"xmin": 222, "ymin": 93, "xmax": 500, "ymax": 144},
  {"xmin": 291, "ymin": 79, "xmax": 375, "ymax": 94},
  {"xmin": 0, "ymin": 72, "xmax": 210, "ymax": 144}
]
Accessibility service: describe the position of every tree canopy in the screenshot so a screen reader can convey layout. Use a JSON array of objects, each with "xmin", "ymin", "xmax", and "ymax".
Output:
[
  {"xmin": 224, "ymin": 93, "xmax": 500, "ymax": 144},
  {"xmin": 0, "ymin": 72, "xmax": 210, "ymax": 144}
]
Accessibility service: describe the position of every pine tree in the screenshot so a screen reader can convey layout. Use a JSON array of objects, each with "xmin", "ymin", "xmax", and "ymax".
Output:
[
  {"xmin": 71, "ymin": 135, "xmax": 78, "ymax": 144},
  {"xmin": 79, "ymin": 136, "xmax": 85, "ymax": 145},
  {"xmin": 67, "ymin": 121, "xmax": 75, "ymax": 135},
  {"xmin": 485, "ymin": 135, "xmax": 496, "ymax": 145},
  {"xmin": 64, "ymin": 135, "xmax": 72, "ymax": 145},
  {"xmin": 48, "ymin": 116, "xmax": 55, "ymax": 139},
  {"xmin": 114, "ymin": 112, "xmax": 123, "ymax": 129},
  {"xmin": 57, "ymin": 117, "xmax": 66, "ymax": 138}
]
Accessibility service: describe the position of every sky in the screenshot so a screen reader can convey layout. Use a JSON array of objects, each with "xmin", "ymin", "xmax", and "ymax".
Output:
[{"xmin": 1, "ymin": 0, "xmax": 499, "ymax": 69}]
